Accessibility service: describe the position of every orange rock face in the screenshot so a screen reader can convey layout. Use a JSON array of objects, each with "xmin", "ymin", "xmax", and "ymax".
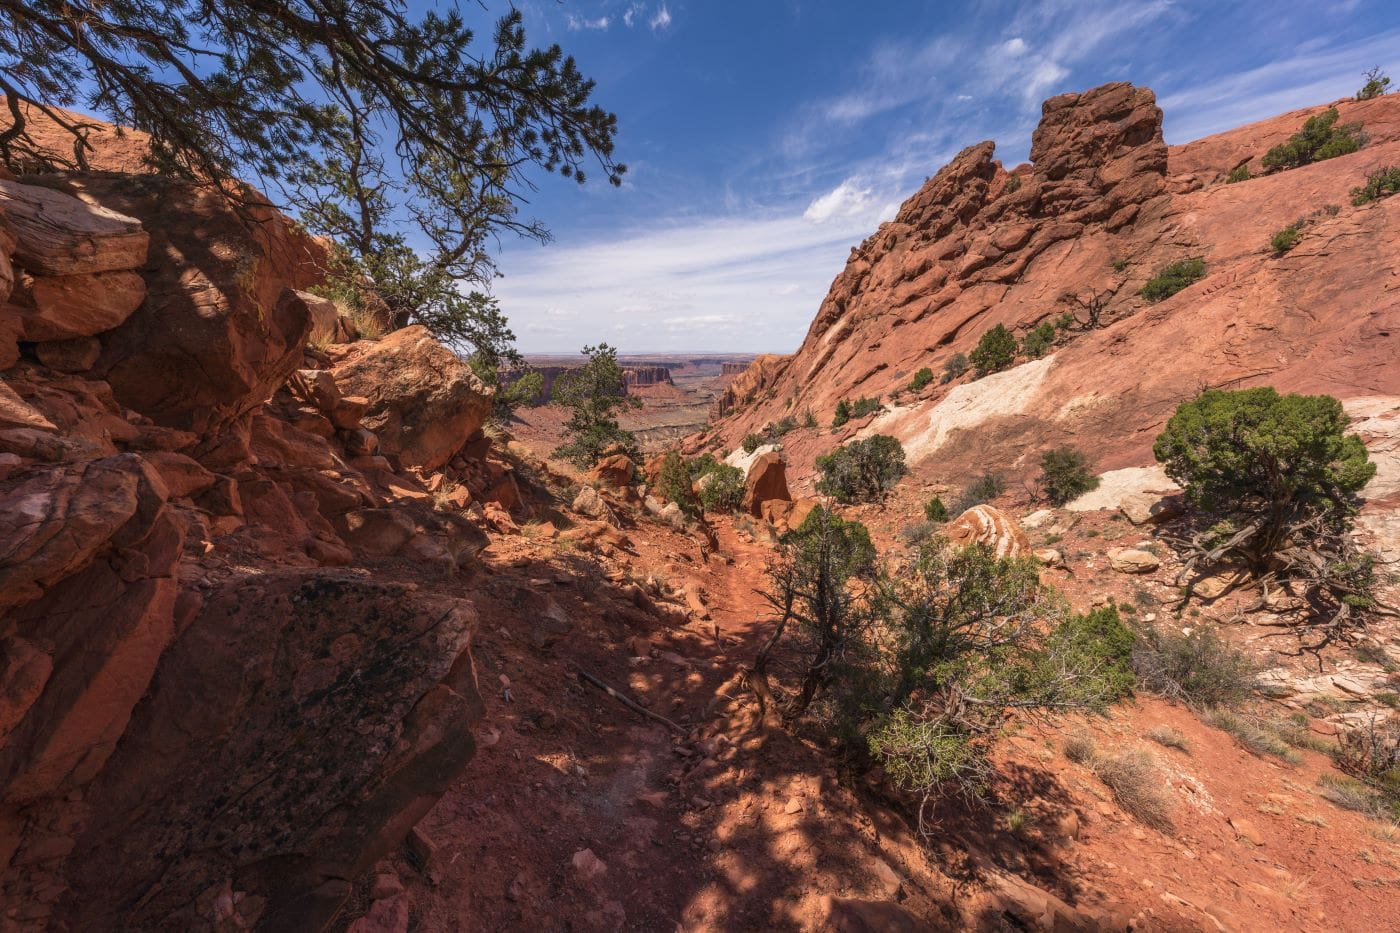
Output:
[
  {"xmin": 712, "ymin": 86, "xmax": 1400, "ymax": 490},
  {"xmin": 742, "ymin": 451, "xmax": 791, "ymax": 517}
]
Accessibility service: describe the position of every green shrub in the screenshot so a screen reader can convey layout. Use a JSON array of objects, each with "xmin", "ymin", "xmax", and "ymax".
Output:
[
  {"xmin": 942, "ymin": 353, "xmax": 969, "ymax": 383},
  {"xmin": 1226, "ymin": 164, "xmax": 1251, "ymax": 184},
  {"xmin": 1261, "ymin": 107, "xmax": 1364, "ymax": 172},
  {"xmin": 831, "ymin": 399, "xmax": 851, "ymax": 428},
  {"xmin": 1155, "ymin": 388, "xmax": 1376, "ymax": 638},
  {"xmin": 850, "ymin": 396, "xmax": 882, "ymax": 418},
  {"xmin": 802, "ymin": 408, "xmax": 818, "ymax": 429},
  {"xmin": 1112, "ymin": 256, "xmax": 1130, "ymax": 273},
  {"xmin": 1140, "ymin": 258, "xmax": 1206, "ymax": 302},
  {"xmin": 1270, "ymin": 223, "xmax": 1301, "ymax": 254},
  {"xmin": 953, "ymin": 472, "xmax": 1004, "ymax": 513},
  {"xmin": 767, "ymin": 415, "xmax": 797, "ymax": 439},
  {"xmin": 741, "ymin": 432, "xmax": 764, "ymax": 454},
  {"xmin": 655, "ymin": 450, "xmax": 701, "ymax": 518},
  {"xmin": 695, "ymin": 460, "xmax": 744, "ymax": 513},
  {"xmin": 1351, "ymin": 165, "xmax": 1400, "ymax": 205},
  {"xmin": 908, "ymin": 367, "xmax": 934, "ymax": 392},
  {"xmin": 1003, "ymin": 175, "xmax": 1022, "ymax": 195},
  {"xmin": 1038, "ymin": 445, "xmax": 1099, "ymax": 506},
  {"xmin": 1037, "ymin": 605, "xmax": 1137, "ymax": 706},
  {"xmin": 970, "ymin": 324, "xmax": 1017, "ymax": 376},
  {"xmin": 867, "ymin": 711, "xmax": 987, "ymax": 804},
  {"xmin": 1357, "ymin": 66, "xmax": 1391, "ymax": 101},
  {"xmin": 923, "ymin": 496, "xmax": 949, "ymax": 523},
  {"xmin": 815, "ymin": 434, "xmax": 908, "ymax": 504},
  {"xmin": 1020, "ymin": 321, "xmax": 1056, "ymax": 359},
  {"xmin": 1131, "ymin": 625, "xmax": 1256, "ymax": 707}
]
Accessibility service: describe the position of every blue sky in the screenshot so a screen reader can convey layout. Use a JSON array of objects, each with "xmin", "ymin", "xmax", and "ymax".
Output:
[{"xmin": 480, "ymin": 0, "xmax": 1400, "ymax": 354}]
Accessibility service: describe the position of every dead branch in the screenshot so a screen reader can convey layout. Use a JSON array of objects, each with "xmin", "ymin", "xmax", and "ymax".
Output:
[{"xmin": 575, "ymin": 667, "xmax": 685, "ymax": 734}]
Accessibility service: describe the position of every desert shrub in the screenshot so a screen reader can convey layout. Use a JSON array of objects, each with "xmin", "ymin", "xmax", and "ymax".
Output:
[
  {"xmin": 1226, "ymin": 164, "xmax": 1251, "ymax": 184},
  {"xmin": 1261, "ymin": 107, "xmax": 1364, "ymax": 172},
  {"xmin": 1333, "ymin": 715, "xmax": 1400, "ymax": 819},
  {"xmin": 953, "ymin": 472, "xmax": 1004, "ymax": 513},
  {"xmin": 1092, "ymin": 751, "xmax": 1175, "ymax": 833},
  {"xmin": 1038, "ymin": 446, "xmax": 1100, "ymax": 506},
  {"xmin": 1351, "ymin": 165, "xmax": 1400, "ymax": 205},
  {"xmin": 762, "ymin": 416, "xmax": 798, "ymax": 442},
  {"xmin": 1131, "ymin": 625, "xmax": 1256, "ymax": 707},
  {"xmin": 1020, "ymin": 321, "xmax": 1057, "ymax": 359},
  {"xmin": 694, "ymin": 460, "xmax": 744, "ymax": 513},
  {"xmin": 553, "ymin": 343, "xmax": 641, "ymax": 467},
  {"xmin": 1318, "ymin": 774, "xmax": 1397, "ymax": 821},
  {"xmin": 850, "ymin": 396, "xmax": 883, "ymax": 418},
  {"xmin": 942, "ymin": 352, "xmax": 970, "ymax": 383},
  {"xmin": 1035, "ymin": 605, "xmax": 1137, "ymax": 706},
  {"xmin": 831, "ymin": 399, "xmax": 852, "ymax": 428},
  {"xmin": 1146, "ymin": 725, "xmax": 1190, "ymax": 752},
  {"xmin": 868, "ymin": 711, "xmax": 989, "ymax": 806},
  {"xmin": 1112, "ymin": 256, "xmax": 1130, "ymax": 273},
  {"xmin": 1003, "ymin": 175, "xmax": 1022, "ymax": 194},
  {"xmin": 898, "ymin": 520, "xmax": 939, "ymax": 547},
  {"xmin": 924, "ymin": 496, "xmax": 949, "ymax": 523},
  {"xmin": 1270, "ymin": 223, "xmax": 1301, "ymax": 254},
  {"xmin": 1140, "ymin": 258, "xmax": 1206, "ymax": 301},
  {"xmin": 970, "ymin": 324, "xmax": 1017, "ymax": 376},
  {"xmin": 802, "ymin": 408, "xmax": 818, "ymax": 429},
  {"xmin": 655, "ymin": 450, "xmax": 701, "ymax": 518},
  {"xmin": 1154, "ymin": 387, "xmax": 1378, "ymax": 645},
  {"xmin": 1063, "ymin": 733, "xmax": 1097, "ymax": 764},
  {"xmin": 1357, "ymin": 66, "xmax": 1392, "ymax": 101},
  {"xmin": 741, "ymin": 432, "xmax": 764, "ymax": 454},
  {"xmin": 908, "ymin": 367, "xmax": 935, "ymax": 392},
  {"xmin": 815, "ymin": 434, "xmax": 909, "ymax": 504},
  {"xmin": 1204, "ymin": 709, "xmax": 1300, "ymax": 763},
  {"xmin": 754, "ymin": 507, "xmax": 876, "ymax": 721}
]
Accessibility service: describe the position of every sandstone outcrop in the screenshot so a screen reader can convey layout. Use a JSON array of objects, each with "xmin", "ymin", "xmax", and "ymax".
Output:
[
  {"xmin": 710, "ymin": 85, "xmax": 1400, "ymax": 500},
  {"xmin": 945, "ymin": 505, "xmax": 1030, "ymax": 559},
  {"xmin": 333, "ymin": 325, "xmax": 493, "ymax": 471},
  {"xmin": 742, "ymin": 451, "xmax": 791, "ymax": 517}
]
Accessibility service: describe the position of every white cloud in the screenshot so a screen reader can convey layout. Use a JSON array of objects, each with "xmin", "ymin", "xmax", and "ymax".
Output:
[
  {"xmin": 1003, "ymin": 37, "xmax": 1028, "ymax": 56},
  {"xmin": 649, "ymin": 4, "xmax": 672, "ymax": 31},
  {"xmin": 803, "ymin": 179, "xmax": 875, "ymax": 224},
  {"xmin": 623, "ymin": 3, "xmax": 641, "ymax": 27},
  {"xmin": 566, "ymin": 14, "xmax": 610, "ymax": 31},
  {"xmin": 496, "ymin": 196, "xmax": 896, "ymax": 352}
]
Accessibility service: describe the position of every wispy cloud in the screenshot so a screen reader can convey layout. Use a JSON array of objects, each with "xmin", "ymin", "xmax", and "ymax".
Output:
[
  {"xmin": 566, "ymin": 14, "xmax": 610, "ymax": 32},
  {"xmin": 495, "ymin": 197, "xmax": 892, "ymax": 352},
  {"xmin": 649, "ymin": 4, "xmax": 673, "ymax": 31}
]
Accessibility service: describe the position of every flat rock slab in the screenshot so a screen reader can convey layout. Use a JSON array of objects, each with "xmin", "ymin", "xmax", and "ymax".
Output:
[{"xmin": 0, "ymin": 179, "xmax": 147, "ymax": 275}]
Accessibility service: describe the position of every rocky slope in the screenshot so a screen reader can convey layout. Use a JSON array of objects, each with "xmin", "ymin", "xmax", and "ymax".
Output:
[{"xmin": 705, "ymin": 84, "xmax": 1400, "ymax": 501}]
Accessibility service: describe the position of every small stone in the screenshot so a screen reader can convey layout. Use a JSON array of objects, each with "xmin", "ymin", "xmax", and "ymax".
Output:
[
  {"xmin": 1228, "ymin": 817, "xmax": 1264, "ymax": 846},
  {"xmin": 784, "ymin": 796, "xmax": 804, "ymax": 814},
  {"xmin": 1107, "ymin": 547, "xmax": 1160, "ymax": 574},
  {"xmin": 370, "ymin": 871, "xmax": 403, "ymax": 900},
  {"xmin": 570, "ymin": 848, "xmax": 608, "ymax": 881}
]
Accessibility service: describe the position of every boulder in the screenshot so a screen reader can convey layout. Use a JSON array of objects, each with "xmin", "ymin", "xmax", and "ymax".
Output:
[
  {"xmin": 945, "ymin": 505, "xmax": 1030, "ymax": 558},
  {"xmin": 0, "ymin": 454, "xmax": 168, "ymax": 612},
  {"xmin": 573, "ymin": 484, "xmax": 618, "ymax": 526},
  {"xmin": 741, "ymin": 452, "xmax": 790, "ymax": 517},
  {"xmin": 0, "ymin": 179, "xmax": 148, "ymax": 275},
  {"xmin": 332, "ymin": 326, "xmax": 493, "ymax": 471},
  {"xmin": 339, "ymin": 508, "xmax": 416, "ymax": 557},
  {"xmin": 13, "ymin": 270, "xmax": 146, "ymax": 342},
  {"xmin": 1119, "ymin": 491, "xmax": 1184, "ymax": 525},
  {"xmin": 59, "ymin": 571, "xmax": 481, "ymax": 931},
  {"xmin": 1107, "ymin": 547, "xmax": 1160, "ymax": 574},
  {"xmin": 29, "ymin": 174, "xmax": 323, "ymax": 434},
  {"xmin": 297, "ymin": 290, "xmax": 341, "ymax": 345},
  {"xmin": 588, "ymin": 453, "xmax": 635, "ymax": 489}
]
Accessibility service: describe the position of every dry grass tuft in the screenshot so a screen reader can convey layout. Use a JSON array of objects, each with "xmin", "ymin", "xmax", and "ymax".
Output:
[
  {"xmin": 1146, "ymin": 725, "xmax": 1190, "ymax": 753},
  {"xmin": 1063, "ymin": 732, "xmax": 1097, "ymax": 765},
  {"xmin": 1093, "ymin": 750, "xmax": 1176, "ymax": 834}
]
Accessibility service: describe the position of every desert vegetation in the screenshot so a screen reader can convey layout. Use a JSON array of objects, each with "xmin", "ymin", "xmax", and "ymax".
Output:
[
  {"xmin": 970, "ymin": 324, "xmax": 1018, "ymax": 376},
  {"xmin": 1140, "ymin": 258, "xmax": 1206, "ymax": 301},
  {"xmin": 1154, "ymin": 387, "xmax": 1382, "ymax": 647},
  {"xmin": 815, "ymin": 435, "xmax": 909, "ymax": 504},
  {"xmin": 1038, "ymin": 446, "xmax": 1100, "ymax": 506},
  {"xmin": 1351, "ymin": 165, "xmax": 1400, "ymax": 205},
  {"xmin": 553, "ymin": 343, "xmax": 641, "ymax": 466},
  {"xmin": 1261, "ymin": 107, "xmax": 1365, "ymax": 171}
]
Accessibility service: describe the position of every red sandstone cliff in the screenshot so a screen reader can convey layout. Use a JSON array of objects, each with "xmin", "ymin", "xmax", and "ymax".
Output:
[{"xmin": 707, "ymin": 85, "xmax": 1400, "ymax": 490}]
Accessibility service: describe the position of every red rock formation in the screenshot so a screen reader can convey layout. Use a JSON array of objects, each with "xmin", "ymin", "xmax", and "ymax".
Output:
[
  {"xmin": 741, "ymin": 452, "xmax": 791, "ymax": 517},
  {"xmin": 623, "ymin": 365, "xmax": 673, "ymax": 388},
  {"xmin": 711, "ymin": 86, "xmax": 1400, "ymax": 489},
  {"xmin": 332, "ymin": 325, "xmax": 494, "ymax": 471}
]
